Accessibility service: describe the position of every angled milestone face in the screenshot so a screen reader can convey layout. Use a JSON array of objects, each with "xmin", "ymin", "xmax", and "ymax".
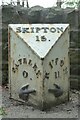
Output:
[
  {"xmin": 9, "ymin": 24, "xmax": 69, "ymax": 59},
  {"xmin": 8, "ymin": 24, "xmax": 69, "ymax": 109}
]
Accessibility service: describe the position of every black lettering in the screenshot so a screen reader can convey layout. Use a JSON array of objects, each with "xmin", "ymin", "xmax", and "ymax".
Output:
[
  {"xmin": 45, "ymin": 72, "xmax": 49, "ymax": 79},
  {"xmin": 18, "ymin": 59, "xmax": 22, "ymax": 65},
  {"xmin": 60, "ymin": 60, "xmax": 64, "ymax": 67},
  {"xmin": 15, "ymin": 64, "xmax": 19, "ymax": 68},
  {"xmin": 55, "ymin": 72, "xmax": 57, "ymax": 79},
  {"xmin": 12, "ymin": 67, "xmax": 16, "ymax": 73},
  {"xmin": 36, "ymin": 27, "xmax": 41, "ymax": 33},
  {"xmin": 49, "ymin": 62, "xmax": 53, "ymax": 69},
  {"xmin": 33, "ymin": 63, "xmax": 37, "ymax": 71},
  {"xmin": 16, "ymin": 27, "xmax": 21, "ymax": 33},
  {"xmin": 16, "ymin": 26, "xmax": 64, "ymax": 34},
  {"xmin": 23, "ymin": 58, "xmax": 27, "ymax": 64},
  {"xmin": 30, "ymin": 27, "xmax": 35, "ymax": 33},
  {"xmin": 57, "ymin": 27, "xmax": 63, "ymax": 33},
  {"xmin": 50, "ymin": 27, "xmax": 56, "ymax": 33},
  {"xmin": 22, "ymin": 28, "xmax": 29, "ymax": 33},
  {"xmin": 41, "ymin": 27, "xmax": 49, "ymax": 33},
  {"xmin": 36, "ymin": 36, "xmax": 40, "ymax": 41},
  {"xmin": 41, "ymin": 36, "xmax": 46, "ymax": 41},
  {"xmin": 55, "ymin": 58, "xmax": 59, "ymax": 65},
  {"xmin": 23, "ymin": 71, "xmax": 28, "ymax": 78},
  {"xmin": 28, "ymin": 59, "xmax": 32, "ymax": 65}
]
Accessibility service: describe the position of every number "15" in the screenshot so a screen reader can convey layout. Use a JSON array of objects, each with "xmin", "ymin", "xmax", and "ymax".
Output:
[{"xmin": 36, "ymin": 36, "xmax": 47, "ymax": 41}]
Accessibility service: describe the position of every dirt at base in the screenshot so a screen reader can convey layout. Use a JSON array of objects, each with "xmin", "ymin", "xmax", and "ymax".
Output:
[{"xmin": 1, "ymin": 86, "xmax": 79, "ymax": 118}]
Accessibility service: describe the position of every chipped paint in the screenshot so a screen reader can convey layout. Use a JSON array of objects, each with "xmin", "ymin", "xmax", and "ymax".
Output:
[{"xmin": 8, "ymin": 24, "xmax": 70, "ymax": 110}]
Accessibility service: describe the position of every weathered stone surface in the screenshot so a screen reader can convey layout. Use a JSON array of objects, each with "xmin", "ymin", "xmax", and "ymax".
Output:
[
  {"xmin": 41, "ymin": 7, "xmax": 66, "ymax": 23},
  {"xmin": 28, "ymin": 6, "xmax": 44, "ymax": 23}
]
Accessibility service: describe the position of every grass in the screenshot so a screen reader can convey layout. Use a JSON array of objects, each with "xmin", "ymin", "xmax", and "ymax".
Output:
[{"xmin": 0, "ymin": 107, "xmax": 7, "ymax": 116}]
